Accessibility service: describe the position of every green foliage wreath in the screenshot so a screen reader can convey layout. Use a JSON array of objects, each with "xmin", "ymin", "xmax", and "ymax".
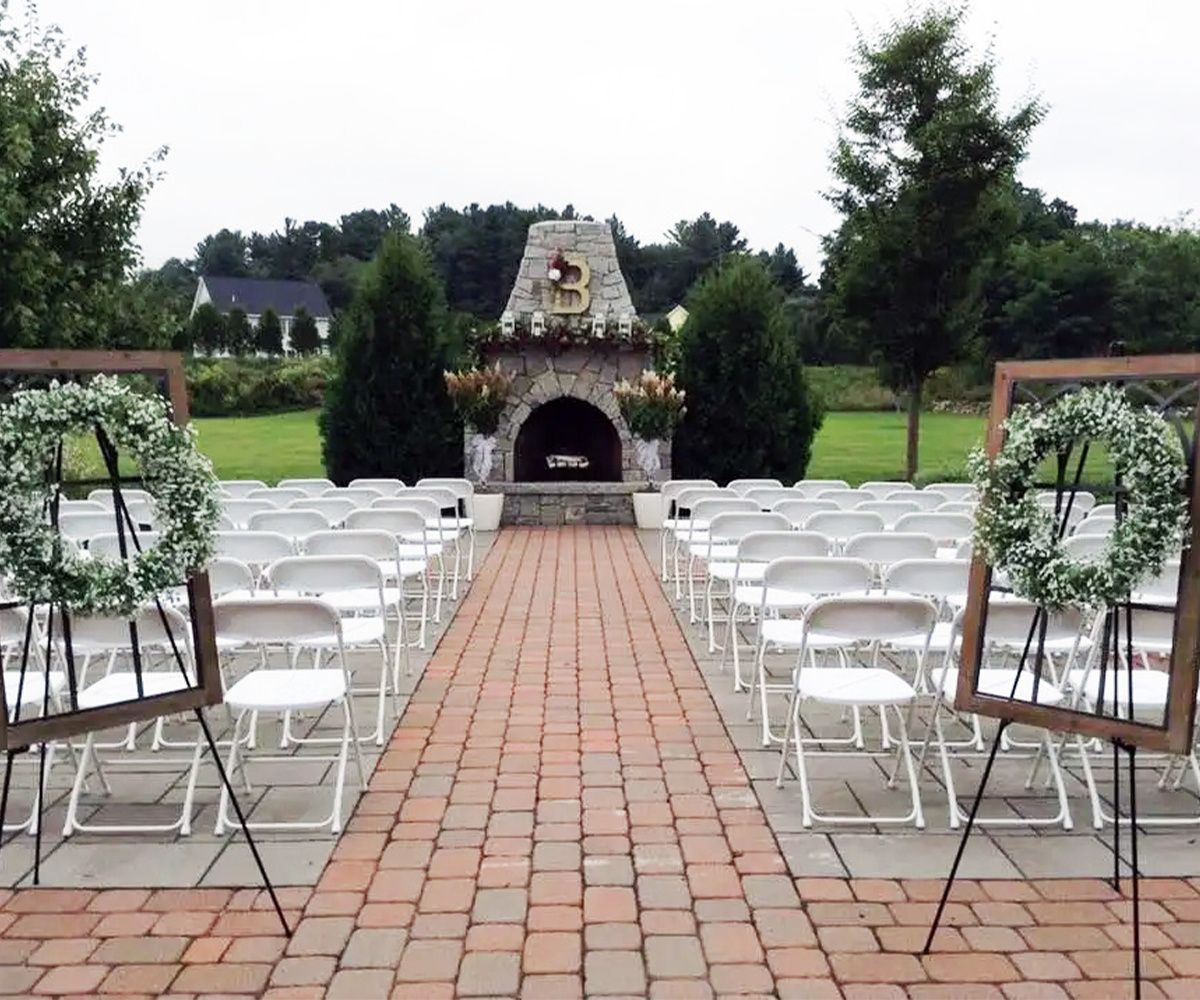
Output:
[
  {"xmin": 968, "ymin": 385, "xmax": 1188, "ymax": 610},
  {"xmin": 0, "ymin": 376, "xmax": 221, "ymax": 616}
]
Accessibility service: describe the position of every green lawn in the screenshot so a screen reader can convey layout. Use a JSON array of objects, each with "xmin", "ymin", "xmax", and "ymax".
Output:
[{"xmin": 190, "ymin": 409, "xmax": 992, "ymax": 486}]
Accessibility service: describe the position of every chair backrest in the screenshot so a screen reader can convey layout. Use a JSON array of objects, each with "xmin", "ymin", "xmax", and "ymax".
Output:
[
  {"xmin": 218, "ymin": 479, "xmax": 268, "ymax": 498},
  {"xmin": 1136, "ymin": 560, "xmax": 1181, "ymax": 602},
  {"xmin": 844, "ymin": 532, "xmax": 937, "ymax": 567},
  {"xmin": 266, "ymin": 555, "xmax": 384, "ymax": 596},
  {"xmin": 744, "ymin": 488, "xmax": 797, "ymax": 510},
  {"xmin": 214, "ymin": 530, "xmax": 296, "ymax": 567},
  {"xmin": 58, "ymin": 511, "xmax": 124, "ymax": 542},
  {"xmin": 707, "ymin": 512, "xmax": 791, "ymax": 545},
  {"xmin": 214, "ymin": 597, "xmax": 342, "ymax": 644},
  {"xmin": 771, "ymin": 498, "xmax": 837, "ymax": 528},
  {"xmin": 0, "ymin": 606, "xmax": 33, "ymax": 652},
  {"xmin": 345, "ymin": 507, "xmax": 430, "ymax": 541},
  {"xmin": 1090, "ymin": 503, "xmax": 1117, "ymax": 519},
  {"xmin": 727, "ymin": 478, "xmax": 783, "ymax": 496},
  {"xmin": 59, "ymin": 499, "xmax": 106, "ymax": 514},
  {"xmin": 221, "ymin": 498, "xmax": 277, "ymax": 528},
  {"xmin": 1074, "ymin": 514, "xmax": 1115, "ymax": 537},
  {"xmin": 288, "ymin": 497, "xmax": 356, "ymax": 524},
  {"xmin": 893, "ymin": 512, "xmax": 973, "ymax": 543},
  {"xmin": 367, "ymin": 497, "xmax": 441, "ymax": 520},
  {"xmin": 69, "ymin": 605, "xmax": 193, "ymax": 654},
  {"xmin": 923, "ymin": 483, "xmax": 976, "ymax": 503},
  {"xmin": 662, "ymin": 479, "xmax": 719, "ymax": 517},
  {"xmin": 804, "ymin": 510, "xmax": 886, "ymax": 542},
  {"xmin": 937, "ymin": 501, "xmax": 977, "ymax": 515},
  {"xmin": 88, "ymin": 531, "xmax": 162, "ymax": 561},
  {"xmin": 689, "ymin": 498, "xmax": 760, "ymax": 526},
  {"xmin": 673, "ymin": 487, "xmax": 735, "ymax": 515},
  {"xmin": 954, "ymin": 538, "xmax": 974, "ymax": 561},
  {"xmin": 322, "ymin": 486, "xmax": 385, "ymax": 506},
  {"xmin": 401, "ymin": 487, "xmax": 460, "ymax": 513},
  {"xmin": 816, "ymin": 488, "xmax": 876, "ymax": 510},
  {"xmin": 859, "ymin": 481, "xmax": 915, "ymax": 499},
  {"xmin": 802, "ymin": 594, "xmax": 939, "ymax": 646},
  {"xmin": 761, "ymin": 556, "xmax": 873, "ymax": 601},
  {"xmin": 304, "ymin": 529, "xmax": 402, "ymax": 563},
  {"xmin": 247, "ymin": 509, "xmax": 331, "ymax": 538},
  {"xmin": 86, "ymin": 498, "xmax": 154, "ymax": 526},
  {"xmin": 208, "ymin": 557, "xmax": 257, "ymax": 597},
  {"xmin": 737, "ymin": 530, "xmax": 831, "ymax": 563},
  {"xmin": 349, "ymin": 478, "xmax": 406, "ymax": 495},
  {"xmin": 889, "ymin": 490, "xmax": 948, "ymax": 511},
  {"xmin": 854, "ymin": 500, "xmax": 921, "ymax": 527},
  {"xmin": 883, "ymin": 558, "xmax": 970, "ymax": 602},
  {"xmin": 417, "ymin": 478, "xmax": 473, "ymax": 499},
  {"xmin": 246, "ymin": 487, "xmax": 309, "ymax": 508},
  {"xmin": 983, "ymin": 598, "xmax": 1087, "ymax": 648},
  {"xmin": 792, "ymin": 479, "xmax": 849, "ymax": 497},
  {"xmin": 1039, "ymin": 490, "xmax": 1096, "ymax": 514},
  {"xmin": 277, "ymin": 477, "xmax": 335, "ymax": 496},
  {"xmin": 1063, "ymin": 533, "xmax": 1109, "ymax": 560},
  {"xmin": 88, "ymin": 488, "xmax": 155, "ymax": 508}
]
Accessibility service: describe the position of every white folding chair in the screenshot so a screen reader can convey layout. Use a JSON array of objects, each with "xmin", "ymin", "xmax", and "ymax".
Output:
[
  {"xmin": 793, "ymin": 479, "xmax": 850, "ymax": 497},
  {"xmin": 854, "ymin": 500, "xmax": 921, "ymax": 527},
  {"xmin": 1073, "ymin": 515, "xmax": 1116, "ymax": 537},
  {"xmin": 345, "ymin": 508, "xmax": 444, "ymax": 629},
  {"xmin": 744, "ymin": 488, "xmax": 798, "ymax": 512},
  {"xmin": 661, "ymin": 485, "xmax": 728, "ymax": 585},
  {"xmin": 775, "ymin": 594, "xmax": 938, "ymax": 829},
  {"xmin": 265, "ymin": 556, "xmax": 397, "ymax": 746},
  {"xmin": 213, "ymin": 598, "xmax": 367, "ymax": 835},
  {"xmin": 1039, "ymin": 490, "xmax": 1096, "ymax": 514},
  {"xmin": 1134, "ymin": 559, "xmax": 1180, "ymax": 605},
  {"xmin": 218, "ymin": 479, "xmax": 268, "ymax": 498},
  {"xmin": 88, "ymin": 488, "xmax": 155, "ymax": 508},
  {"xmin": 247, "ymin": 508, "xmax": 331, "ymax": 544},
  {"xmin": 323, "ymin": 486, "xmax": 386, "ymax": 507},
  {"xmin": 771, "ymin": 498, "xmax": 837, "ymax": 529},
  {"xmin": 881, "ymin": 558, "xmax": 971, "ymax": 692},
  {"xmin": 728, "ymin": 478, "xmax": 783, "ymax": 496},
  {"xmin": 700, "ymin": 512, "xmax": 792, "ymax": 652},
  {"xmin": 278, "ymin": 477, "xmax": 335, "ymax": 496},
  {"xmin": 893, "ymin": 512, "xmax": 974, "ymax": 554},
  {"xmin": 418, "ymin": 478, "xmax": 478, "ymax": 580},
  {"xmin": 923, "ymin": 483, "xmax": 976, "ymax": 503},
  {"xmin": 859, "ymin": 481, "xmax": 915, "ymax": 499},
  {"xmin": 246, "ymin": 487, "xmax": 310, "ymax": 508},
  {"xmin": 748, "ymin": 556, "xmax": 874, "ymax": 746},
  {"xmin": 816, "ymin": 488, "xmax": 877, "ymax": 510},
  {"xmin": 289, "ymin": 497, "xmax": 356, "ymax": 528},
  {"xmin": 87, "ymin": 531, "xmax": 163, "ymax": 562},
  {"xmin": 888, "ymin": 490, "xmax": 949, "ymax": 511},
  {"xmin": 59, "ymin": 499, "xmax": 106, "ymax": 514},
  {"xmin": 680, "ymin": 497, "xmax": 760, "ymax": 617},
  {"xmin": 221, "ymin": 499, "xmax": 277, "ymax": 530},
  {"xmin": 844, "ymin": 532, "xmax": 937, "ymax": 578},
  {"xmin": 350, "ymin": 478, "xmax": 406, "ymax": 495},
  {"xmin": 399, "ymin": 487, "xmax": 468, "ymax": 598},
  {"xmin": 804, "ymin": 510, "xmax": 886, "ymax": 551},
  {"xmin": 62, "ymin": 606, "xmax": 204, "ymax": 837},
  {"xmin": 208, "ymin": 557, "xmax": 258, "ymax": 602},
  {"xmin": 58, "ymin": 512, "xmax": 125, "ymax": 545},
  {"xmin": 213, "ymin": 531, "xmax": 296, "ymax": 576},
  {"xmin": 937, "ymin": 501, "xmax": 978, "ymax": 515},
  {"xmin": 717, "ymin": 531, "xmax": 832, "ymax": 690}
]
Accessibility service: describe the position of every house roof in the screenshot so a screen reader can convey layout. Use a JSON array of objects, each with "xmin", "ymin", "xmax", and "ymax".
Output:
[{"xmin": 200, "ymin": 277, "xmax": 332, "ymax": 318}]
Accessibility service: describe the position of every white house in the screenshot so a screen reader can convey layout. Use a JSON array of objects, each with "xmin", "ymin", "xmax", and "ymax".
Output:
[{"xmin": 190, "ymin": 276, "xmax": 332, "ymax": 352}]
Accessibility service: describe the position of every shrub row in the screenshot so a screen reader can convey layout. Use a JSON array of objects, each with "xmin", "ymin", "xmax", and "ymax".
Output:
[
  {"xmin": 185, "ymin": 357, "xmax": 335, "ymax": 417},
  {"xmin": 806, "ymin": 365, "xmax": 990, "ymax": 413}
]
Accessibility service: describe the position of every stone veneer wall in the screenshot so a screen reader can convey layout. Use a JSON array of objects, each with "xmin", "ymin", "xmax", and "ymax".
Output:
[
  {"xmin": 504, "ymin": 221, "xmax": 636, "ymax": 318},
  {"xmin": 473, "ymin": 343, "xmax": 671, "ymax": 484}
]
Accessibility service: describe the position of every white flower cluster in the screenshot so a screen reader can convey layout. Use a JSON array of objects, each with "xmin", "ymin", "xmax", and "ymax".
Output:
[
  {"xmin": 0, "ymin": 376, "xmax": 222, "ymax": 616},
  {"xmin": 968, "ymin": 384, "xmax": 1188, "ymax": 611}
]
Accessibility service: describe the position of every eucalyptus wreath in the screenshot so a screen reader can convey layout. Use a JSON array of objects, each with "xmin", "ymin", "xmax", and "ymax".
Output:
[
  {"xmin": 968, "ymin": 384, "xmax": 1188, "ymax": 610},
  {"xmin": 0, "ymin": 376, "xmax": 221, "ymax": 616}
]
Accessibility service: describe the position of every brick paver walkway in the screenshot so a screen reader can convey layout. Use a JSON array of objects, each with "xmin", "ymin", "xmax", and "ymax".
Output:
[{"xmin": 2, "ymin": 527, "xmax": 1200, "ymax": 997}]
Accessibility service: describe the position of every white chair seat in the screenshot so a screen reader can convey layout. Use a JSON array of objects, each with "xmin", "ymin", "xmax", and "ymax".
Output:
[
  {"xmin": 886, "ymin": 622, "xmax": 957, "ymax": 652},
  {"xmin": 737, "ymin": 586, "xmax": 814, "ymax": 609},
  {"xmin": 319, "ymin": 588, "xmax": 405, "ymax": 614},
  {"xmin": 305, "ymin": 617, "xmax": 386, "ymax": 648},
  {"xmin": 4, "ymin": 671, "xmax": 66, "ymax": 711},
  {"xmin": 690, "ymin": 542, "xmax": 738, "ymax": 561},
  {"xmin": 940, "ymin": 668, "xmax": 1064, "ymax": 706},
  {"xmin": 797, "ymin": 667, "xmax": 916, "ymax": 707},
  {"xmin": 760, "ymin": 620, "xmax": 845, "ymax": 649},
  {"xmin": 709, "ymin": 561, "xmax": 768, "ymax": 583},
  {"xmin": 1072, "ymin": 669, "xmax": 1170, "ymax": 709},
  {"xmin": 78, "ymin": 671, "xmax": 193, "ymax": 709},
  {"xmin": 225, "ymin": 669, "xmax": 347, "ymax": 713}
]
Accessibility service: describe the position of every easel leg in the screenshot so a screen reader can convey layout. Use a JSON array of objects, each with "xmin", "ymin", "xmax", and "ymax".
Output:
[{"xmin": 192, "ymin": 707, "xmax": 291, "ymax": 936}]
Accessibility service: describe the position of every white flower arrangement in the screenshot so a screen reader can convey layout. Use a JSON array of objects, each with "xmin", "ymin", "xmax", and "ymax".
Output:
[
  {"xmin": 0, "ymin": 376, "xmax": 222, "ymax": 616},
  {"xmin": 969, "ymin": 384, "xmax": 1188, "ymax": 610}
]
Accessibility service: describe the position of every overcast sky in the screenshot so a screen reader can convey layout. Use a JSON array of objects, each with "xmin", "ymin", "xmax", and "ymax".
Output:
[{"xmin": 34, "ymin": 0, "xmax": 1200, "ymax": 277}]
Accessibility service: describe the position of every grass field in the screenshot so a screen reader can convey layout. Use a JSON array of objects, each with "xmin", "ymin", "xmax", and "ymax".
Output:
[{"xmin": 190, "ymin": 409, "xmax": 993, "ymax": 485}]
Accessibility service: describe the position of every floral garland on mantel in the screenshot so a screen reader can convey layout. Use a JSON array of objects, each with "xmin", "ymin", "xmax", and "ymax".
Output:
[
  {"xmin": 0, "ymin": 376, "xmax": 222, "ymax": 616},
  {"xmin": 478, "ymin": 314, "xmax": 656, "ymax": 350},
  {"xmin": 968, "ymin": 384, "xmax": 1187, "ymax": 610}
]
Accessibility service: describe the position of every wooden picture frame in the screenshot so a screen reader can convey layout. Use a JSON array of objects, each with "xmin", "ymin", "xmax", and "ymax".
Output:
[
  {"xmin": 0, "ymin": 351, "xmax": 221, "ymax": 751},
  {"xmin": 956, "ymin": 354, "xmax": 1200, "ymax": 754}
]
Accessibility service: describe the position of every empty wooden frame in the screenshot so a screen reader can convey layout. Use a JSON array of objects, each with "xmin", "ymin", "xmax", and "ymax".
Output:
[
  {"xmin": 956, "ymin": 354, "xmax": 1200, "ymax": 754},
  {"xmin": 0, "ymin": 351, "xmax": 221, "ymax": 751}
]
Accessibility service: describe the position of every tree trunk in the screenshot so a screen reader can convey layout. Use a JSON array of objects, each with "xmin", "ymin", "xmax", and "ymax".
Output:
[{"xmin": 905, "ymin": 377, "xmax": 922, "ymax": 482}]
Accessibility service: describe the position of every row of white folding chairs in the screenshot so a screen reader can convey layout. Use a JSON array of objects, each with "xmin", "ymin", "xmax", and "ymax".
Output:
[
  {"xmin": 717, "ymin": 477, "xmax": 979, "ymax": 502},
  {"xmin": 217, "ymin": 476, "xmax": 473, "ymax": 499}
]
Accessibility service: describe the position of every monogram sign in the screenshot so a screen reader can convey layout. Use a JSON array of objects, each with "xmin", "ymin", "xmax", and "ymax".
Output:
[{"xmin": 548, "ymin": 254, "xmax": 591, "ymax": 314}]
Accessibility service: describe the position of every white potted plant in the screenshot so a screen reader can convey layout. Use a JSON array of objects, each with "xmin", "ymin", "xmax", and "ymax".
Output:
[
  {"xmin": 445, "ymin": 363, "xmax": 512, "ymax": 531},
  {"xmin": 615, "ymin": 370, "xmax": 686, "ymax": 530}
]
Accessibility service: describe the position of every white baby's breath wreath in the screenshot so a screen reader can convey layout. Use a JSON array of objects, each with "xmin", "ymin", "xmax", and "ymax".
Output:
[
  {"xmin": 968, "ymin": 384, "xmax": 1188, "ymax": 611},
  {"xmin": 0, "ymin": 375, "xmax": 221, "ymax": 616}
]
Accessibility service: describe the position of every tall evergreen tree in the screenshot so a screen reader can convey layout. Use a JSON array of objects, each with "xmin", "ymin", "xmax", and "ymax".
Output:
[
  {"xmin": 225, "ymin": 307, "xmax": 253, "ymax": 356},
  {"xmin": 289, "ymin": 307, "xmax": 322, "ymax": 355},
  {"xmin": 673, "ymin": 255, "xmax": 822, "ymax": 483},
  {"xmin": 256, "ymin": 307, "xmax": 284, "ymax": 355},
  {"xmin": 320, "ymin": 232, "xmax": 461, "ymax": 483},
  {"xmin": 188, "ymin": 303, "xmax": 226, "ymax": 356}
]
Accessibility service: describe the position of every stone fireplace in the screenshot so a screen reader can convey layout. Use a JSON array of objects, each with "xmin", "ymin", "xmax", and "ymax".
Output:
[{"xmin": 471, "ymin": 220, "xmax": 671, "ymax": 525}]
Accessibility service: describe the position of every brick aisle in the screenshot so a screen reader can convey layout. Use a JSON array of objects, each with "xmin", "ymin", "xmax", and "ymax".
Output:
[{"xmin": 2, "ymin": 526, "xmax": 1200, "ymax": 998}]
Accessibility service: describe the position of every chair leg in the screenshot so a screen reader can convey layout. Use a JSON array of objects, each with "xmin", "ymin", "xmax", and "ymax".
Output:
[
  {"xmin": 179, "ymin": 738, "xmax": 204, "ymax": 837},
  {"xmin": 331, "ymin": 702, "xmax": 352, "ymax": 835},
  {"xmin": 63, "ymin": 732, "xmax": 99, "ymax": 838},
  {"xmin": 893, "ymin": 705, "xmax": 925, "ymax": 829},
  {"xmin": 1041, "ymin": 732, "xmax": 1074, "ymax": 831}
]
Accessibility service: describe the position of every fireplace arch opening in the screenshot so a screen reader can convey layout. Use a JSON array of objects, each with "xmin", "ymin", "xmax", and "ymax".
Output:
[{"xmin": 514, "ymin": 397, "xmax": 622, "ymax": 482}]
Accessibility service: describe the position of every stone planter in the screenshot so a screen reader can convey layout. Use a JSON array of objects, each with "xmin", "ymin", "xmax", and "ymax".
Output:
[
  {"xmin": 632, "ymin": 491, "xmax": 662, "ymax": 530},
  {"xmin": 469, "ymin": 493, "xmax": 504, "ymax": 532}
]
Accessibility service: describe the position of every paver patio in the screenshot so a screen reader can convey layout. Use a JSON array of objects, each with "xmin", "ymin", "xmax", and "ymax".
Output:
[{"xmin": 2, "ymin": 526, "xmax": 1200, "ymax": 997}]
